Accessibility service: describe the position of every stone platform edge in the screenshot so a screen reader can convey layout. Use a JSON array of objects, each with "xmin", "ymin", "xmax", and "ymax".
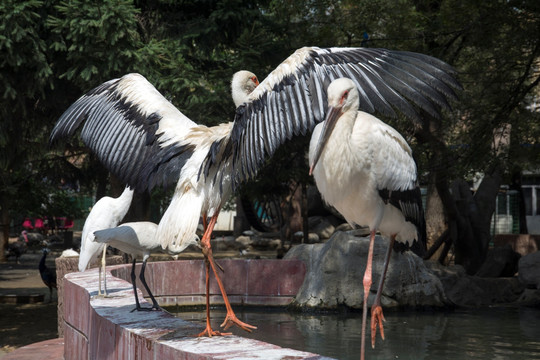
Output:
[{"xmin": 62, "ymin": 258, "xmax": 328, "ymax": 360}]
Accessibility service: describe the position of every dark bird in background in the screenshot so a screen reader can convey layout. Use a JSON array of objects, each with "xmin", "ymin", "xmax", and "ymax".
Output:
[
  {"xmin": 22, "ymin": 229, "xmax": 46, "ymax": 248},
  {"xmin": 39, "ymin": 248, "xmax": 57, "ymax": 302},
  {"xmin": 6, "ymin": 231, "xmax": 29, "ymax": 264}
]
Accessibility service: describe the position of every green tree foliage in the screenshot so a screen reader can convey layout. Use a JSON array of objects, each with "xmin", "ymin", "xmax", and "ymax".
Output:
[
  {"xmin": 1, "ymin": 0, "xmax": 539, "ymax": 270},
  {"xmin": 425, "ymin": 1, "xmax": 540, "ymax": 272},
  {"xmin": 46, "ymin": 0, "xmax": 166, "ymax": 199},
  {"xmin": 0, "ymin": 0, "xmax": 54, "ymax": 258},
  {"xmin": 48, "ymin": 0, "xmax": 142, "ymax": 85},
  {"xmin": 270, "ymin": 0, "xmax": 540, "ymax": 272}
]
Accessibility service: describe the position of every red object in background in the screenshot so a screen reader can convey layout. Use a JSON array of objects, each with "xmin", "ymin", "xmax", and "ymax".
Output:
[
  {"xmin": 63, "ymin": 218, "xmax": 74, "ymax": 230},
  {"xmin": 34, "ymin": 217, "xmax": 52, "ymax": 235},
  {"xmin": 34, "ymin": 217, "xmax": 44, "ymax": 229},
  {"xmin": 22, "ymin": 218, "xmax": 34, "ymax": 230},
  {"xmin": 56, "ymin": 217, "xmax": 74, "ymax": 231}
]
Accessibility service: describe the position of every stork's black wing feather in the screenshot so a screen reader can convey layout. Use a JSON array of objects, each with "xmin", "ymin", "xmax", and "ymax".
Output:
[
  {"xmin": 50, "ymin": 74, "xmax": 196, "ymax": 192},
  {"xmin": 203, "ymin": 47, "xmax": 461, "ymax": 190},
  {"xmin": 378, "ymin": 186, "xmax": 427, "ymax": 257}
]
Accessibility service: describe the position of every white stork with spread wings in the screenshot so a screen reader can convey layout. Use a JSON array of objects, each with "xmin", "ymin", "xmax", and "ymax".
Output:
[{"xmin": 50, "ymin": 47, "xmax": 460, "ymax": 338}]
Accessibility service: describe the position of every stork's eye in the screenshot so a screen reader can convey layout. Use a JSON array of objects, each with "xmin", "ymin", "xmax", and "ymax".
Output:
[
  {"xmin": 340, "ymin": 90, "xmax": 349, "ymax": 104},
  {"xmin": 251, "ymin": 76, "xmax": 259, "ymax": 85}
]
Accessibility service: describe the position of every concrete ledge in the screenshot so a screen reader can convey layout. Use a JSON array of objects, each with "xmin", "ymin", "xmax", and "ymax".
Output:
[{"xmin": 63, "ymin": 259, "xmax": 326, "ymax": 359}]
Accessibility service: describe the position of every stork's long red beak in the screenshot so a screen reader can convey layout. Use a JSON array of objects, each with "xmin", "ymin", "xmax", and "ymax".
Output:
[{"xmin": 309, "ymin": 105, "xmax": 343, "ymax": 176}]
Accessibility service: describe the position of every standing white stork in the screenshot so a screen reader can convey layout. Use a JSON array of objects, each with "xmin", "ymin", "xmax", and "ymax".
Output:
[
  {"xmin": 78, "ymin": 186, "xmax": 134, "ymax": 296},
  {"xmin": 93, "ymin": 221, "xmax": 188, "ymax": 312},
  {"xmin": 309, "ymin": 78, "xmax": 427, "ymax": 360},
  {"xmin": 50, "ymin": 47, "xmax": 459, "ymax": 338}
]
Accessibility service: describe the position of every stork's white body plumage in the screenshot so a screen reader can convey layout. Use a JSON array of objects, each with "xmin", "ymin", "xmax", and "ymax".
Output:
[
  {"xmin": 310, "ymin": 110, "xmax": 418, "ymax": 244},
  {"xmin": 159, "ymin": 122, "xmax": 235, "ymax": 253},
  {"xmin": 51, "ymin": 46, "xmax": 459, "ymax": 339},
  {"xmin": 309, "ymin": 78, "xmax": 429, "ymax": 360},
  {"xmin": 78, "ymin": 186, "xmax": 133, "ymax": 295}
]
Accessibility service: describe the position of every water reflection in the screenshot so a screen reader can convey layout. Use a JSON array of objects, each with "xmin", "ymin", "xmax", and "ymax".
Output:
[{"xmin": 171, "ymin": 306, "xmax": 540, "ymax": 360}]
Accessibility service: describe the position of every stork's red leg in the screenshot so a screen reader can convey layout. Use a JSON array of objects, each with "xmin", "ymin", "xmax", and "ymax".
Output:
[
  {"xmin": 360, "ymin": 230, "xmax": 376, "ymax": 360},
  {"xmin": 196, "ymin": 256, "xmax": 231, "ymax": 337},
  {"xmin": 200, "ymin": 212, "xmax": 257, "ymax": 334},
  {"xmin": 196, "ymin": 214, "xmax": 231, "ymax": 336},
  {"xmin": 370, "ymin": 234, "xmax": 395, "ymax": 348}
]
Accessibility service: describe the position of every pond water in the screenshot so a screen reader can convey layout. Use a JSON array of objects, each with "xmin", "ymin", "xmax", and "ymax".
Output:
[{"xmin": 169, "ymin": 305, "xmax": 540, "ymax": 360}]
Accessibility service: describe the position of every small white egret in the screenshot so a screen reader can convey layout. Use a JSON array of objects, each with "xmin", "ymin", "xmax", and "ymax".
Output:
[
  {"xmin": 78, "ymin": 186, "xmax": 133, "ymax": 296},
  {"xmin": 93, "ymin": 221, "xmax": 190, "ymax": 312}
]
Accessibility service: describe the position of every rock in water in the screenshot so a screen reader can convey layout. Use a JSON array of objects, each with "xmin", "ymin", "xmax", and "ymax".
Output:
[
  {"xmin": 284, "ymin": 231, "xmax": 447, "ymax": 309},
  {"xmin": 518, "ymin": 251, "xmax": 540, "ymax": 289},
  {"xmin": 476, "ymin": 244, "xmax": 520, "ymax": 277}
]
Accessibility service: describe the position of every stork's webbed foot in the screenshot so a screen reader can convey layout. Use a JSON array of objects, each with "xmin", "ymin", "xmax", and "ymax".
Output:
[
  {"xmin": 370, "ymin": 305, "xmax": 386, "ymax": 348},
  {"xmin": 220, "ymin": 313, "xmax": 257, "ymax": 333},
  {"xmin": 195, "ymin": 323, "xmax": 232, "ymax": 337}
]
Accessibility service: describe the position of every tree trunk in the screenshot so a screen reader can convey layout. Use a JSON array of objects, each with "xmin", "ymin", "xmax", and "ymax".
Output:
[
  {"xmin": 280, "ymin": 181, "xmax": 302, "ymax": 244},
  {"xmin": 472, "ymin": 169, "xmax": 502, "ymax": 266},
  {"xmin": 0, "ymin": 197, "xmax": 10, "ymax": 262},
  {"xmin": 94, "ymin": 158, "xmax": 109, "ymax": 200},
  {"xmin": 425, "ymin": 180, "xmax": 447, "ymax": 260},
  {"xmin": 302, "ymin": 182, "xmax": 309, "ymax": 244},
  {"xmin": 510, "ymin": 170, "xmax": 528, "ymax": 234},
  {"xmin": 448, "ymin": 169, "xmax": 502, "ymax": 274},
  {"xmin": 419, "ymin": 127, "xmax": 501, "ymax": 274},
  {"xmin": 124, "ymin": 192, "xmax": 150, "ymax": 222},
  {"xmin": 452, "ymin": 179, "xmax": 481, "ymax": 272}
]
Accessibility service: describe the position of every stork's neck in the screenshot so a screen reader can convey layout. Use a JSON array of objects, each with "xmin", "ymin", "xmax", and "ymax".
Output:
[
  {"xmin": 320, "ymin": 108, "xmax": 357, "ymax": 161},
  {"xmin": 232, "ymin": 84, "xmax": 250, "ymax": 107},
  {"xmin": 335, "ymin": 109, "xmax": 358, "ymax": 140}
]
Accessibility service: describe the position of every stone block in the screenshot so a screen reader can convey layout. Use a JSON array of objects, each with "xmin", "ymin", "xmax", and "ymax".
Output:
[{"xmin": 285, "ymin": 231, "xmax": 447, "ymax": 309}]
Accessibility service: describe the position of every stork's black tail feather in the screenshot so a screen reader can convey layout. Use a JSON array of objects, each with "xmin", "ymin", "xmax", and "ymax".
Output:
[{"xmin": 379, "ymin": 185, "xmax": 427, "ymax": 258}]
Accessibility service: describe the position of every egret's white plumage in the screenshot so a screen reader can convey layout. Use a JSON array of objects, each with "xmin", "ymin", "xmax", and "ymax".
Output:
[
  {"xmin": 51, "ymin": 47, "xmax": 459, "ymax": 337},
  {"xmin": 78, "ymin": 186, "xmax": 133, "ymax": 295},
  {"xmin": 93, "ymin": 222, "xmax": 161, "ymax": 260},
  {"xmin": 309, "ymin": 78, "xmax": 427, "ymax": 360},
  {"xmin": 93, "ymin": 221, "xmax": 187, "ymax": 311}
]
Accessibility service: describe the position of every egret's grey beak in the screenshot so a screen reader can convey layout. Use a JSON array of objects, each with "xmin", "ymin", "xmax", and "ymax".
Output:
[{"xmin": 309, "ymin": 105, "xmax": 343, "ymax": 175}]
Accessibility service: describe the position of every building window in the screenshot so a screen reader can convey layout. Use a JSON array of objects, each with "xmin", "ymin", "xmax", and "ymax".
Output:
[{"xmin": 523, "ymin": 185, "xmax": 539, "ymax": 216}]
